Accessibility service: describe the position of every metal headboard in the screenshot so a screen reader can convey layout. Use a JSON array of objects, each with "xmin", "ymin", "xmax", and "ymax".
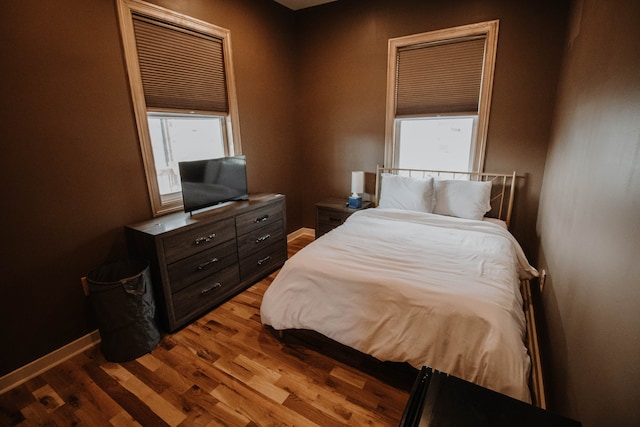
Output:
[{"xmin": 375, "ymin": 166, "xmax": 518, "ymax": 228}]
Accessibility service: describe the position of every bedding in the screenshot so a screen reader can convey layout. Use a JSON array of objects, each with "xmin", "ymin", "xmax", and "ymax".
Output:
[
  {"xmin": 260, "ymin": 208, "xmax": 538, "ymax": 402},
  {"xmin": 483, "ymin": 217, "xmax": 508, "ymax": 229}
]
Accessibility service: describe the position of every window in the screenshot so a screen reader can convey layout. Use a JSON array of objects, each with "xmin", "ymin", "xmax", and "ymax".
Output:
[
  {"xmin": 148, "ymin": 112, "xmax": 226, "ymax": 196},
  {"xmin": 385, "ymin": 21, "xmax": 499, "ymax": 173},
  {"xmin": 117, "ymin": 0, "xmax": 241, "ymax": 215},
  {"xmin": 397, "ymin": 116, "xmax": 476, "ymax": 171}
]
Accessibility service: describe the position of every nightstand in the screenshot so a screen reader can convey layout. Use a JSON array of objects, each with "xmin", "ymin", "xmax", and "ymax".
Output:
[{"xmin": 315, "ymin": 198, "xmax": 372, "ymax": 238}]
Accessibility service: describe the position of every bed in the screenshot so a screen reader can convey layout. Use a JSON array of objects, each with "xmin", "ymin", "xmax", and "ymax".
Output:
[{"xmin": 260, "ymin": 167, "xmax": 542, "ymax": 404}]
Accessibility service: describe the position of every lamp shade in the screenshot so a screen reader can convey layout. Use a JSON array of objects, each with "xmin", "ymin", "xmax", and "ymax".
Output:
[{"xmin": 351, "ymin": 171, "xmax": 365, "ymax": 194}]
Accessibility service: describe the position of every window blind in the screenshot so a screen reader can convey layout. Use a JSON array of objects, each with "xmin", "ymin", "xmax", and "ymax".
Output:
[
  {"xmin": 395, "ymin": 37, "xmax": 486, "ymax": 116},
  {"xmin": 132, "ymin": 15, "xmax": 228, "ymax": 113}
]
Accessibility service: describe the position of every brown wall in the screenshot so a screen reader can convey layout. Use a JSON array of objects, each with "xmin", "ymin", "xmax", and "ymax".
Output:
[
  {"xmin": 537, "ymin": 0, "xmax": 640, "ymax": 425},
  {"xmin": 0, "ymin": 0, "xmax": 298, "ymax": 376},
  {"xmin": 295, "ymin": 0, "xmax": 570, "ymax": 260}
]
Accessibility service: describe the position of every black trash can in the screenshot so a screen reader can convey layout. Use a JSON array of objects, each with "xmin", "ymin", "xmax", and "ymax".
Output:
[{"xmin": 87, "ymin": 259, "xmax": 160, "ymax": 362}]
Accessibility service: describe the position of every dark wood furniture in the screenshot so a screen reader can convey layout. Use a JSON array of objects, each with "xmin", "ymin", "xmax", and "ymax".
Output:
[
  {"xmin": 126, "ymin": 193, "xmax": 287, "ymax": 332},
  {"xmin": 400, "ymin": 366, "xmax": 581, "ymax": 427},
  {"xmin": 315, "ymin": 197, "xmax": 372, "ymax": 238}
]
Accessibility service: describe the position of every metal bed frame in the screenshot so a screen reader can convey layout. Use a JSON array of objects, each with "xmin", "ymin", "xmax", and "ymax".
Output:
[
  {"xmin": 374, "ymin": 166, "xmax": 546, "ymax": 407},
  {"xmin": 374, "ymin": 166, "xmax": 518, "ymax": 228}
]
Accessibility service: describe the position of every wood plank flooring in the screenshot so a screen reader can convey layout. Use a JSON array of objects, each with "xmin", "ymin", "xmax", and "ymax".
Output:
[{"xmin": 0, "ymin": 234, "xmax": 410, "ymax": 426}]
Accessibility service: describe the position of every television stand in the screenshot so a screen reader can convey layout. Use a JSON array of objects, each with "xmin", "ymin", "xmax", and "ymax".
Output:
[{"xmin": 126, "ymin": 193, "xmax": 287, "ymax": 332}]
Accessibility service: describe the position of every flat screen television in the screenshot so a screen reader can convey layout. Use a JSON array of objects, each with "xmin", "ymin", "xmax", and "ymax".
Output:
[{"xmin": 178, "ymin": 155, "xmax": 249, "ymax": 213}]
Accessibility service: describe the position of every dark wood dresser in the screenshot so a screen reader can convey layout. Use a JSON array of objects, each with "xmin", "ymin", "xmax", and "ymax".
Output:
[
  {"xmin": 400, "ymin": 366, "xmax": 581, "ymax": 427},
  {"xmin": 126, "ymin": 193, "xmax": 287, "ymax": 332}
]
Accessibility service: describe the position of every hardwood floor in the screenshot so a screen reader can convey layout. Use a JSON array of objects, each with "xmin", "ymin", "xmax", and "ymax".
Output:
[{"xmin": 0, "ymin": 234, "xmax": 410, "ymax": 426}]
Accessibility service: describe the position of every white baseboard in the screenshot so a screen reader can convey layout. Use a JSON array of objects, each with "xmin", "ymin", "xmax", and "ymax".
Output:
[
  {"xmin": 287, "ymin": 227, "xmax": 315, "ymax": 242},
  {"xmin": 0, "ymin": 330, "xmax": 101, "ymax": 395}
]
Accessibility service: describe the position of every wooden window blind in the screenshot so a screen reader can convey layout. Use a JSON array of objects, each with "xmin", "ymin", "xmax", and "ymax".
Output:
[
  {"xmin": 132, "ymin": 14, "xmax": 229, "ymax": 113},
  {"xmin": 395, "ymin": 36, "xmax": 486, "ymax": 116}
]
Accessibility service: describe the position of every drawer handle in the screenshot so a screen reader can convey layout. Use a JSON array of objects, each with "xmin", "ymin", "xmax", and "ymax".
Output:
[
  {"xmin": 255, "ymin": 234, "xmax": 271, "ymax": 244},
  {"xmin": 254, "ymin": 214, "xmax": 269, "ymax": 223},
  {"xmin": 328, "ymin": 217, "xmax": 342, "ymax": 223},
  {"xmin": 200, "ymin": 283, "xmax": 222, "ymax": 296},
  {"xmin": 194, "ymin": 233, "xmax": 216, "ymax": 245},
  {"xmin": 196, "ymin": 257, "xmax": 219, "ymax": 270},
  {"xmin": 257, "ymin": 255, "xmax": 272, "ymax": 266}
]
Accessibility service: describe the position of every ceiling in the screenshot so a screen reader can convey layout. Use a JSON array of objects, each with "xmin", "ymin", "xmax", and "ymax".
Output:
[{"xmin": 272, "ymin": 0, "xmax": 337, "ymax": 10}]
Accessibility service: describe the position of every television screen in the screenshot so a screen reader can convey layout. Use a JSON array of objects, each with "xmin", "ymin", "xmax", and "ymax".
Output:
[{"xmin": 178, "ymin": 155, "xmax": 248, "ymax": 213}]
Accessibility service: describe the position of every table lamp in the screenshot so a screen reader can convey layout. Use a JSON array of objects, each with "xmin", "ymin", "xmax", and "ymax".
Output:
[{"xmin": 349, "ymin": 171, "xmax": 364, "ymax": 208}]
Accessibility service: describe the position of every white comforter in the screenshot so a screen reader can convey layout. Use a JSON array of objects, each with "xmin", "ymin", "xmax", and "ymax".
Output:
[{"xmin": 260, "ymin": 208, "xmax": 538, "ymax": 402}]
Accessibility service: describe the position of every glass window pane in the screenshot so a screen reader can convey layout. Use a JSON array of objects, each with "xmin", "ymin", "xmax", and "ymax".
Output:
[
  {"xmin": 397, "ymin": 117, "xmax": 476, "ymax": 171},
  {"xmin": 147, "ymin": 113, "xmax": 225, "ymax": 196}
]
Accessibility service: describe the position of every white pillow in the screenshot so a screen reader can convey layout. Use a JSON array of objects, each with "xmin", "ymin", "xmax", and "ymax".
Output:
[
  {"xmin": 433, "ymin": 179, "xmax": 492, "ymax": 220},
  {"xmin": 378, "ymin": 173, "xmax": 434, "ymax": 213}
]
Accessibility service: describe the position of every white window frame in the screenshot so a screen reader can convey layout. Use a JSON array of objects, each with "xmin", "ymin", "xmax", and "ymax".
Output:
[
  {"xmin": 117, "ymin": 0, "xmax": 242, "ymax": 216},
  {"xmin": 384, "ymin": 20, "xmax": 499, "ymax": 173}
]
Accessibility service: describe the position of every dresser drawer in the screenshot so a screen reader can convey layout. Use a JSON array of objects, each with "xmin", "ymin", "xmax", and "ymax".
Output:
[
  {"xmin": 235, "ymin": 202, "xmax": 283, "ymax": 236},
  {"xmin": 171, "ymin": 265, "xmax": 241, "ymax": 323},
  {"xmin": 237, "ymin": 220, "xmax": 285, "ymax": 259},
  {"xmin": 239, "ymin": 242, "xmax": 287, "ymax": 282},
  {"xmin": 163, "ymin": 218, "xmax": 235, "ymax": 264},
  {"xmin": 167, "ymin": 239, "xmax": 238, "ymax": 293}
]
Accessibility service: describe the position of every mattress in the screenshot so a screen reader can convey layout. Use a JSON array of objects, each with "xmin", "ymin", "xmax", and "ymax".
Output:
[{"xmin": 260, "ymin": 208, "xmax": 538, "ymax": 401}]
